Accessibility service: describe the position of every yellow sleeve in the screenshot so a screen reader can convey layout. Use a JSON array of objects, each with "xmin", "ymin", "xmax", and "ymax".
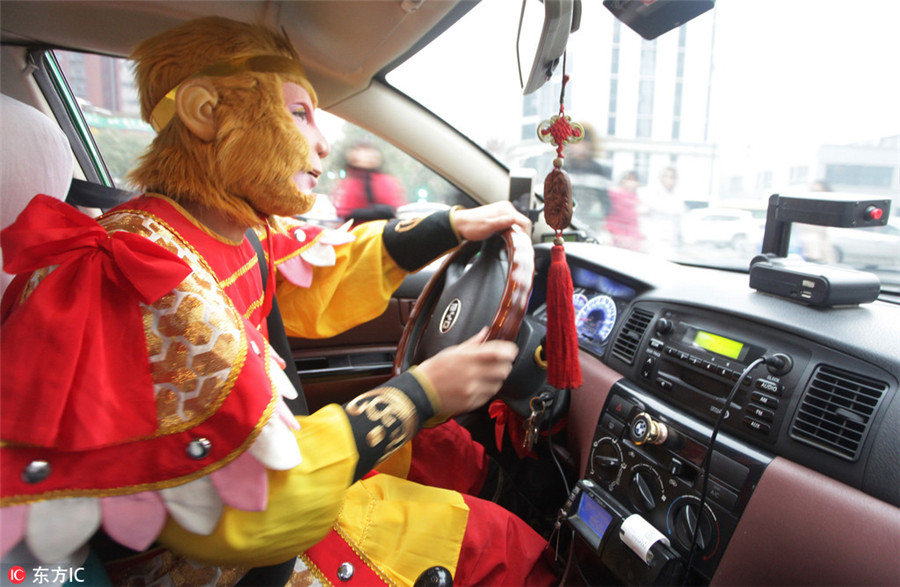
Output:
[
  {"xmin": 337, "ymin": 474, "xmax": 469, "ymax": 587},
  {"xmin": 156, "ymin": 404, "xmax": 358, "ymax": 567},
  {"xmin": 277, "ymin": 221, "xmax": 409, "ymax": 339}
]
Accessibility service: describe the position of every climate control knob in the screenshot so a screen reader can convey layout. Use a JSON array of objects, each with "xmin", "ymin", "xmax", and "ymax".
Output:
[
  {"xmin": 629, "ymin": 469, "xmax": 660, "ymax": 512},
  {"xmin": 670, "ymin": 498, "xmax": 719, "ymax": 555},
  {"xmin": 590, "ymin": 437, "xmax": 622, "ymax": 480}
]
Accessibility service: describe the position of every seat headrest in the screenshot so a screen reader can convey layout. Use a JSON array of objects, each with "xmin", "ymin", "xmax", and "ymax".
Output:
[{"xmin": 1, "ymin": 94, "xmax": 75, "ymax": 294}]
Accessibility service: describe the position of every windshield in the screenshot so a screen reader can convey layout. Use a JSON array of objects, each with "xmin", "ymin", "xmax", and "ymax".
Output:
[{"xmin": 388, "ymin": 0, "xmax": 900, "ymax": 287}]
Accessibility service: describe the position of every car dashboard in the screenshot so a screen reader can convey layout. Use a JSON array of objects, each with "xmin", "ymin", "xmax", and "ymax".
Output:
[{"xmin": 527, "ymin": 242, "xmax": 900, "ymax": 586}]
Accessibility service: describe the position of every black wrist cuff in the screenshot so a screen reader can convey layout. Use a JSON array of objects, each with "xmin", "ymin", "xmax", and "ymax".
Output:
[
  {"xmin": 382, "ymin": 209, "xmax": 461, "ymax": 271},
  {"xmin": 343, "ymin": 371, "xmax": 436, "ymax": 481}
]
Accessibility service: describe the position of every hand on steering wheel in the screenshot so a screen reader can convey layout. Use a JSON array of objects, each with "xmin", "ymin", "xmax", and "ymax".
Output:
[
  {"xmin": 416, "ymin": 326, "xmax": 519, "ymax": 418},
  {"xmin": 394, "ymin": 224, "xmax": 539, "ymax": 419}
]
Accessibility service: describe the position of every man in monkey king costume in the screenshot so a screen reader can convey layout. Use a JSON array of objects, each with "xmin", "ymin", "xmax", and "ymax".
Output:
[{"xmin": 0, "ymin": 16, "xmax": 558, "ymax": 587}]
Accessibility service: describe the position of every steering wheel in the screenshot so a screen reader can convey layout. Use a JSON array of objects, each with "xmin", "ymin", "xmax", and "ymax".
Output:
[{"xmin": 394, "ymin": 225, "xmax": 556, "ymax": 420}]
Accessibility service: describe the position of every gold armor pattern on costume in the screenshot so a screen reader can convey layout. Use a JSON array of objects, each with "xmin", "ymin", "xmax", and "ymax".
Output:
[{"xmin": 101, "ymin": 211, "xmax": 248, "ymax": 433}]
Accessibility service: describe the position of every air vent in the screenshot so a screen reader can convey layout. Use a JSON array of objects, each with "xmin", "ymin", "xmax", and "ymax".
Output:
[
  {"xmin": 790, "ymin": 365, "xmax": 888, "ymax": 461},
  {"xmin": 611, "ymin": 308, "xmax": 654, "ymax": 365}
]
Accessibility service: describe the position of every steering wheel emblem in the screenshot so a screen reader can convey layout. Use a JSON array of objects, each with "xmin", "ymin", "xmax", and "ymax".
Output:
[{"xmin": 440, "ymin": 299, "xmax": 462, "ymax": 333}]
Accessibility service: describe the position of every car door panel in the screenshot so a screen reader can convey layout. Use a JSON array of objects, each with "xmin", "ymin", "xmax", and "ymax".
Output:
[{"xmin": 290, "ymin": 270, "xmax": 433, "ymax": 411}]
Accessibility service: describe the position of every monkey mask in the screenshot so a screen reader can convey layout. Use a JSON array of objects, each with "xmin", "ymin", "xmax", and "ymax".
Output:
[{"xmin": 128, "ymin": 17, "xmax": 319, "ymax": 227}]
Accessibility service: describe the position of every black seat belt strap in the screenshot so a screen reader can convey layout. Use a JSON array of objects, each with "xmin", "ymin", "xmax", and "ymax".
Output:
[{"xmin": 246, "ymin": 229, "xmax": 310, "ymax": 416}]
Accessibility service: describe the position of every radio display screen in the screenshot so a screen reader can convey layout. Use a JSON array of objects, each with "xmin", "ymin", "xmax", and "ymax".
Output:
[
  {"xmin": 692, "ymin": 329, "xmax": 746, "ymax": 360},
  {"xmin": 577, "ymin": 491, "xmax": 614, "ymax": 539}
]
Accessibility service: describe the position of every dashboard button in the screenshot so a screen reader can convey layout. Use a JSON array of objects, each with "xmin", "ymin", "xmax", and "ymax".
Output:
[
  {"xmin": 650, "ymin": 338, "xmax": 665, "ymax": 350},
  {"xmin": 747, "ymin": 404, "xmax": 775, "ymax": 422},
  {"xmin": 751, "ymin": 391, "xmax": 779, "ymax": 408},
  {"xmin": 669, "ymin": 458, "xmax": 683, "ymax": 476},
  {"xmin": 756, "ymin": 379, "xmax": 782, "ymax": 395},
  {"xmin": 709, "ymin": 452, "xmax": 750, "ymax": 489},
  {"xmin": 708, "ymin": 480, "xmax": 739, "ymax": 511},
  {"xmin": 608, "ymin": 395, "xmax": 637, "ymax": 422},
  {"xmin": 641, "ymin": 357, "xmax": 655, "ymax": 379},
  {"xmin": 599, "ymin": 414, "xmax": 625, "ymax": 438},
  {"xmin": 744, "ymin": 416, "xmax": 771, "ymax": 433}
]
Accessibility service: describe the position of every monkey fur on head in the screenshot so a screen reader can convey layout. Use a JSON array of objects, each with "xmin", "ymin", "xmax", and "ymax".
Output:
[{"xmin": 128, "ymin": 17, "xmax": 319, "ymax": 228}]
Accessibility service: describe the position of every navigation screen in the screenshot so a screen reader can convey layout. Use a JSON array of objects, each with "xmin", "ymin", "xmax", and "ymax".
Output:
[{"xmin": 692, "ymin": 329, "xmax": 745, "ymax": 360}]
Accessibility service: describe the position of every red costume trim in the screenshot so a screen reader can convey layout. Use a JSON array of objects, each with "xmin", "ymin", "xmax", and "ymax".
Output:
[{"xmin": 301, "ymin": 525, "xmax": 395, "ymax": 587}]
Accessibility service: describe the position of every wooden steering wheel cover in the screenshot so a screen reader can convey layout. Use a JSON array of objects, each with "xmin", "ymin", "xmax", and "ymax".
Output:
[{"xmin": 393, "ymin": 225, "xmax": 535, "ymax": 376}]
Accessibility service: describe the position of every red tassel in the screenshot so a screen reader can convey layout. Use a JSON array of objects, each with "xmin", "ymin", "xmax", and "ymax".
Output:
[{"xmin": 546, "ymin": 244, "xmax": 582, "ymax": 390}]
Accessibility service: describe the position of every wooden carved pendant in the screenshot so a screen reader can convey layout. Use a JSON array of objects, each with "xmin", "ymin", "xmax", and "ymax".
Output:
[{"xmin": 537, "ymin": 113, "xmax": 583, "ymax": 235}]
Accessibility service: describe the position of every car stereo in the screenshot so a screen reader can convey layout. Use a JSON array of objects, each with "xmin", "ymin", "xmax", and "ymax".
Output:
[{"xmin": 622, "ymin": 304, "xmax": 810, "ymax": 444}]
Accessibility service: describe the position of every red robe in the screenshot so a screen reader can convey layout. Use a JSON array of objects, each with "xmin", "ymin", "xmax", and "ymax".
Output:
[{"xmin": 0, "ymin": 194, "xmax": 555, "ymax": 586}]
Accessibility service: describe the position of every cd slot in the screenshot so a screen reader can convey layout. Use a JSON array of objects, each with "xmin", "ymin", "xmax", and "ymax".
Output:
[{"xmin": 680, "ymin": 365, "xmax": 734, "ymax": 397}]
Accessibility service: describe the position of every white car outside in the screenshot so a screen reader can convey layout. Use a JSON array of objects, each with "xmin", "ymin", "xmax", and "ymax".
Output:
[{"xmin": 680, "ymin": 207, "xmax": 764, "ymax": 251}]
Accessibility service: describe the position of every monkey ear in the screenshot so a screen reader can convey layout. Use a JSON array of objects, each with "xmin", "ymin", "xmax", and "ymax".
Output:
[{"xmin": 175, "ymin": 78, "xmax": 219, "ymax": 142}]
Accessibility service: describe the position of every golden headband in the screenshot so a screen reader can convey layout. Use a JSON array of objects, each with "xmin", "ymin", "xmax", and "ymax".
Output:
[{"xmin": 149, "ymin": 54, "xmax": 314, "ymax": 132}]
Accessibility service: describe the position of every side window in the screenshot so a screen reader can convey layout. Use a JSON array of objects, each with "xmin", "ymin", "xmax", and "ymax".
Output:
[
  {"xmin": 53, "ymin": 50, "xmax": 153, "ymax": 187},
  {"xmin": 53, "ymin": 50, "xmax": 473, "ymax": 224},
  {"xmin": 315, "ymin": 129, "xmax": 474, "ymax": 227}
]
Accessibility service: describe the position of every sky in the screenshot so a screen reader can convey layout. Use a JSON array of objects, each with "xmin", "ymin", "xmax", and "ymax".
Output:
[{"xmin": 708, "ymin": 0, "xmax": 900, "ymax": 151}]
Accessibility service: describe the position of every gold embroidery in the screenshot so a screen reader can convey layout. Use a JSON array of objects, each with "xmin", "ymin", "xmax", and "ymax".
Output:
[
  {"xmin": 104, "ymin": 547, "xmax": 247, "ymax": 587},
  {"xmin": 143, "ymin": 193, "xmax": 246, "ymax": 246},
  {"xmin": 101, "ymin": 210, "xmax": 248, "ymax": 435},
  {"xmin": 12, "ymin": 209, "xmax": 255, "ymax": 440},
  {"xmin": 0, "ymin": 388, "xmax": 280, "ymax": 507},
  {"xmin": 243, "ymin": 294, "xmax": 264, "ymax": 320},
  {"xmin": 394, "ymin": 216, "xmax": 425, "ymax": 233},
  {"xmin": 0, "ymin": 204, "xmax": 289, "ymax": 506},
  {"xmin": 272, "ymin": 214, "xmax": 327, "ymax": 264},
  {"xmin": 298, "ymin": 524, "xmax": 399, "ymax": 587},
  {"xmin": 219, "ymin": 255, "xmax": 258, "ymax": 289},
  {"xmin": 344, "ymin": 387, "xmax": 418, "ymax": 462},
  {"xmin": 18, "ymin": 265, "xmax": 55, "ymax": 305},
  {"xmin": 297, "ymin": 553, "xmax": 334, "ymax": 587},
  {"xmin": 334, "ymin": 523, "xmax": 400, "ymax": 587}
]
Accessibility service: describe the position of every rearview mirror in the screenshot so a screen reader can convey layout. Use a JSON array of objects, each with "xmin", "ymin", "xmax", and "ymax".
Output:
[{"xmin": 520, "ymin": 0, "xmax": 582, "ymax": 95}]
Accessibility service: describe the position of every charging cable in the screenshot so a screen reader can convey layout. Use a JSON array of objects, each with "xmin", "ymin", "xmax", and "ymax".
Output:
[{"xmin": 683, "ymin": 354, "xmax": 786, "ymax": 582}]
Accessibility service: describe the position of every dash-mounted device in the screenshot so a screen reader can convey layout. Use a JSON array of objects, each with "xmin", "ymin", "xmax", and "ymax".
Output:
[{"xmin": 749, "ymin": 193, "xmax": 890, "ymax": 306}]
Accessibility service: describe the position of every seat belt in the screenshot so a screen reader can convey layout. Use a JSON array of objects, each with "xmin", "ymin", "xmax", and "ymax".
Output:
[
  {"xmin": 237, "ymin": 229, "xmax": 310, "ymax": 586},
  {"xmin": 246, "ymin": 228, "xmax": 309, "ymax": 415},
  {"xmin": 244, "ymin": 230, "xmax": 452, "ymax": 587},
  {"xmin": 66, "ymin": 178, "xmax": 135, "ymax": 210}
]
